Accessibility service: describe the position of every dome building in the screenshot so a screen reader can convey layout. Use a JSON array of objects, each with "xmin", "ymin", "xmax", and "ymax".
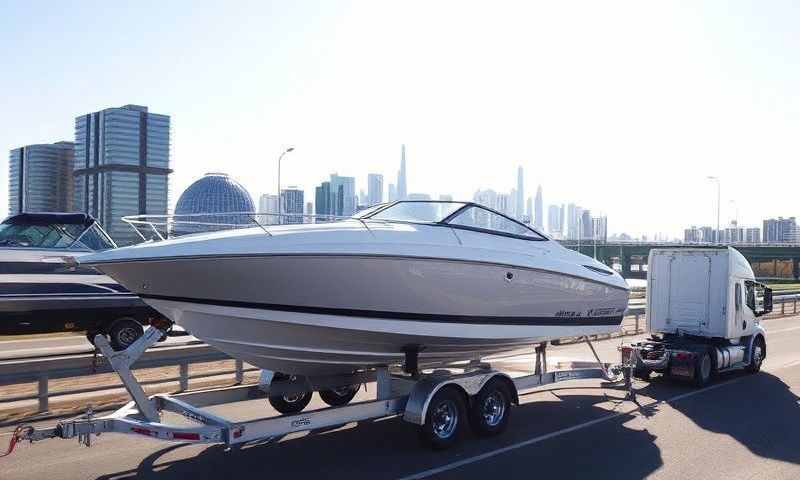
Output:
[{"xmin": 173, "ymin": 173, "xmax": 255, "ymax": 235}]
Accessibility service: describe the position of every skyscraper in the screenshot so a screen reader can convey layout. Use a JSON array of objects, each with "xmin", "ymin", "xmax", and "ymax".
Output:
[
  {"xmin": 581, "ymin": 209, "xmax": 593, "ymax": 240},
  {"xmin": 592, "ymin": 215, "xmax": 608, "ymax": 243},
  {"xmin": 525, "ymin": 197, "xmax": 533, "ymax": 224},
  {"xmin": 567, "ymin": 203, "xmax": 584, "ymax": 240},
  {"xmin": 388, "ymin": 183, "xmax": 397, "ymax": 202},
  {"xmin": 516, "ymin": 166, "xmax": 524, "ymax": 221},
  {"xmin": 534, "ymin": 185, "xmax": 543, "ymax": 229},
  {"xmin": 259, "ymin": 193, "xmax": 280, "ymax": 225},
  {"xmin": 281, "ymin": 186, "xmax": 304, "ymax": 224},
  {"xmin": 8, "ymin": 142, "xmax": 74, "ymax": 215},
  {"xmin": 397, "ymin": 144, "xmax": 407, "ymax": 200},
  {"xmin": 547, "ymin": 204, "xmax": 562, "ymax": 237},
  {"xmin": 439, "ymin": 194, "xmax": 453, "ymax": 201},
  {"xmin": 763, "ymin": 217, "xmax": 797, "ymax": 243},
  {"xmin": 329, "ymin": 173, "xmax": 356, "ymax": 216},
  {"xmin": 314, "ymin": 181, "xmax": 333, "ymax": 219},
  {"xmin": 367, "ymin": 173, "xmax": 384, "ymax": 206},
  {"xmin": 74, "ymin": 104, "xmax": 171, "ymax": 246}
]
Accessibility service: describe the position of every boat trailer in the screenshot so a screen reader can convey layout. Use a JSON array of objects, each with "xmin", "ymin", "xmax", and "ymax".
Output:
[{"xmin": 2, "ymin": 324, "xmax": 636, "ymax": 455}]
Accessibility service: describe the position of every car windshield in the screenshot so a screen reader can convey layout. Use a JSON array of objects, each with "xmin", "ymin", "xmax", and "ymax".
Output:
[
  {"xmin": 0, "ymin": 222, "xmax": 115, "ymax": 250},
  {"xmin": 447, "ymin": 205, "xmax": 546, "ymax": 239},
  {"xmin": 367, "ymin": 201, "xmax": 467, "ymax": 223}
]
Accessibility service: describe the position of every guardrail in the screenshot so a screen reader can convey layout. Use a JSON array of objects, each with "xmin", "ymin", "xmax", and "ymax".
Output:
[
  {"xmin": 0, "ymin": 344, "xmax": 258, "ymax": 416},
  {"xmin": 2, "ymin": 294, "xmax": 798, "ymax": 421}
]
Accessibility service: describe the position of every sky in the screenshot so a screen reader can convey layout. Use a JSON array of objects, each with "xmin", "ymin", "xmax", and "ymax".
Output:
[{"xmin": 1, "ymin": 0, "xmax": 798, "ymax": 238}]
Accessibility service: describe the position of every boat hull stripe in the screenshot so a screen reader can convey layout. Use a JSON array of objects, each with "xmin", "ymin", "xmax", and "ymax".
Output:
[{"xmin": 140, "ymin": 294, "xmax": 625, "ymax": 326}]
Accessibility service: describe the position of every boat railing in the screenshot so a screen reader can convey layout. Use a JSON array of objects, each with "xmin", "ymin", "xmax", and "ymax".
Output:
[{"xmin": 122, "ymin": 212, "xmax": 351, "ymax": 242}]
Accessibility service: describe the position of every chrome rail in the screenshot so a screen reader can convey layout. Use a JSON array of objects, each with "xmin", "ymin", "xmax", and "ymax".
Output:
[{"xmin": 122, "ymin": 212, "xmax": 351, "ymax": 242}]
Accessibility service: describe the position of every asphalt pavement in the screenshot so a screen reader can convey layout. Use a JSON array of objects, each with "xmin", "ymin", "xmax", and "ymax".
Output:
[{"xmin": 2, "ymin": 316, "xmax": 799, "ymax": 479}]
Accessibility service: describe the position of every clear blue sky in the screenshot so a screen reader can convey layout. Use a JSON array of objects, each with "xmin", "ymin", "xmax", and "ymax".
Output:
[{"xmin": 2, "ymin": 1, "xmax": 799, "ymax": 238}]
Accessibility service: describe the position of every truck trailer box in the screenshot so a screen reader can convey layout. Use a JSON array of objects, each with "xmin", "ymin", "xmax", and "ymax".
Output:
[{"xmin": 646, "ymin": 247, "xmax": 762, "ymax": 339}]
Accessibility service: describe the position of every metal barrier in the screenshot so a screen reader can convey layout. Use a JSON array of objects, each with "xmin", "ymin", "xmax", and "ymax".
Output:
[{"xmin": 0, "ymin": 343, "xmax": 258, "ymax": 415}]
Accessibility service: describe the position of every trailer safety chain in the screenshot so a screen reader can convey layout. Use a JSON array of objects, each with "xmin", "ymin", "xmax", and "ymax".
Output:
[{"xmin": 1, "ymin": 426, "xmax": 32, "ymax": 458}]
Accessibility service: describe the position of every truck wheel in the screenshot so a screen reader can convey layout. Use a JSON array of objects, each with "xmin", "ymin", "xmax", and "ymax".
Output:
[
  {"xmin": 319, "ymin": 385, "xmax": 359, "ymax": 407},
  {"xmin": 419, "ymin": 386, "xmax": 466, "ymax": 450},
  {"xmin": 469, "ymin": 378, "xmax": 512, "ymax": 437},
  {"xmin": 107, "ymin": 318, "xmax": 144, "ymax": 351},
  {"xmin": 747, "ymin": 337, "xmax": 765, "ymax": 373},
  {"xmin": 694, "ymin": 350, "xmax": 714, "ymax": 388}
]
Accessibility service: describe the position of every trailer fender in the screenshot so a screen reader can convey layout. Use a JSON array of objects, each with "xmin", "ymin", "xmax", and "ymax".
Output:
[{"xmin": 403, "ymin": 371, "xmax": 517, "ymax": 425}]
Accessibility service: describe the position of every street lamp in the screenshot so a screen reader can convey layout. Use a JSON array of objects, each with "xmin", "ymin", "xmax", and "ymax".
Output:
[
  {"xmin": 706, "ymin": 176, "xmax": 720, "ymax": 244},
  {"xmin": 277, "ymin": 147, "xmax": 295, "ymax": 224}
]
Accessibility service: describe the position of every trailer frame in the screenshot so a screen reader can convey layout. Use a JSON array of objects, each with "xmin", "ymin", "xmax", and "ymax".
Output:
[{"xmin": 6, "ymin": 325, "xmax": 630, "ymax": 454}]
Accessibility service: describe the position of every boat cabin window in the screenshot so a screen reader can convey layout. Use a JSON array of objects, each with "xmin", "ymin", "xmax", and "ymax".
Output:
[
  {"xmin": 368, "ymin": 201, "xmax": 467, "ymax": 223},
  {"xmin": 447, "ymin": 206, "xmax": 546, "ymax": 240},
  {"xmin": 0, "ymin": 222, "xmax": 115, "ymax": 250}
]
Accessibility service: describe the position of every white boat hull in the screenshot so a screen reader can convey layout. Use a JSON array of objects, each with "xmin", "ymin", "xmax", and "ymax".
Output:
[{"xmin": 95, "ymin": 254, "xmax": 629, "ymax": 375}]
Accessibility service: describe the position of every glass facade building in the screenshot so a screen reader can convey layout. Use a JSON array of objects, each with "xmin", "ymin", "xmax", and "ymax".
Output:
[
  {"xmin": 8, "ymin": 142, "xmax": 74, "ymax": 216},
  {"xmin": 74, "ymin": 104, "xmax": 172, "ymax": 246},
  {"xmin": 175, "ymin": 172, "xmax": 254, "ymax": 221}
]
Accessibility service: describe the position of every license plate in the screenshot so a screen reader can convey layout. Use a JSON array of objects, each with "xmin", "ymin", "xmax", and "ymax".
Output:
[{"xmin": 670, "ymin": 365, "xmax": 691, "ymax": 377}]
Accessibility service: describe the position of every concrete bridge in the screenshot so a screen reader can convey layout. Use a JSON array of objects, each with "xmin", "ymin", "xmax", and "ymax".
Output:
[{"xmin": 558, "ymin": 241, "xmax": 800, "ymax": 282}]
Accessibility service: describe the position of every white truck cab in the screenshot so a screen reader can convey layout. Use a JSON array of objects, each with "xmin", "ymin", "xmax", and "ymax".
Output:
[{"xmin": 628, "ymin": 247, "xmax": 772, "ymax": 387}]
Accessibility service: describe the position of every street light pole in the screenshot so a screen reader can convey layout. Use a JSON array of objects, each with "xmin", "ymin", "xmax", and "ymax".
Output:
[
  {"xmin": 707, "ymin": 176, "xmax": 720, "ymax": 243},
  {"xmin": 277, "ymin": 147, "xmax": 295, "ymax": 224}
]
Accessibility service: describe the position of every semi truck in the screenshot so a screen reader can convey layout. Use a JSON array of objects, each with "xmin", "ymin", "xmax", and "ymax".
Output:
[{"xmin": 626, "ymin": 247, "xmax": 773, "ymax": 387}]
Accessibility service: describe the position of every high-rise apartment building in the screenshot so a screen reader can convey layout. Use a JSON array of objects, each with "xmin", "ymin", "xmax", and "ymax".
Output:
[
  {"xmin": 592, "ymin": 215, "xmax": 608, "ymax": 243},
  {"xmin": 73, "ymin": 104, "xmax": 171, "ymax": 245},
  {"xmin": 367, "ymin": 173, "xmax": 384, "ymax": 206},
  {"xmin": 314, "ymin": 182, "xmax": 333, "ymax": 218},
  {"xmin": 397, "ymin": 145, "xmax": 407, "ymax": 200},
  {"xmin": 581, "ymin": 209, "xmax": 593, "ymax": 240},
  {"xmin": 330, "ymin": 174, "xmax": 356, "ymax": 216},
  {"xmin": 547, "ymin": 204, "xmax": 562, "ymax": 237},
  {"xmin": 259, "ymin": 193, "xmax": 280, "ymax": 225},
  {"xmin": 745, "ymin": 227, "xmax": 761, "ymax": 243},
  {"xmin": 566, "ymin": 203, "xmax": 584, "ymax": 240},
  {"xmin": 8, "ymin": 142, "xmax": 74, "ymax": 215},
  {"xmin": 534, "ymin": 185, "xmax": 543, "ymax": 229},
  {"xmin": 439, "ymin": 194, "xmax": 453, "ymax": 201},
  {"xmin": 388, "ymin": 183, "xmax": 397, "ymax": 202},
  {"xmin": 281, "ymin": 186, "xmax": 304, "ymax": 224},
  {"xmin": 763, "ymin": 217, "xmax": 797, "ymax": 243},
  {"xmin": 684, "ymin": 226, "xmax": 701, "ymax": 243}
]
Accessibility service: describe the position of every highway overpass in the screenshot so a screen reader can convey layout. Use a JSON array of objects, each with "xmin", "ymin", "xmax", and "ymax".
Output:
[{"xmin": 559, "ymin": 241, "xmax": 800, "ymax": 281}]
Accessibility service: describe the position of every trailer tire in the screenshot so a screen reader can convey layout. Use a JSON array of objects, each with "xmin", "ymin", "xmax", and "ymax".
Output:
[
  {"xmin": 746, "ymin": 337, "xmax": 765, "ymax": 374},
  {"xmin": 107, "ymin": 318, "xmax": 144, "ymax": 351},
  {"xmin": 319, "ymin": 385, "xmax": 359, "ymax": 407},
  {"xmin": 694, "ymin": 350, "xmax": 714, "ymax": 388},
  {"xmin": 268, "ymin": 391, "xmax": 313, "ymax": 414},
  {"xmin": 469, "ymin": 378, "xmax": 512, "ymax": 437},
  {"xmin": 633, "ymin": 368, "xmax": 651, "ymax": 381},
  {"xmin": 419, "ymin": 386, "xmax": 466, "ymax": 450}
]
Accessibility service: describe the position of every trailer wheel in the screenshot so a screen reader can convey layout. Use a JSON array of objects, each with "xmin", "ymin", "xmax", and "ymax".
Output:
[
  {"xmin": 469, "ymin": 378, "xmax": 512, "ymax": 437},
  {"xmin": 633, "ymin": 368, "xmax": 651, "ymax": 381},
  {"xmin": 746, "ymin": 337, "xmax": 765, "ymax": 373},
  {"xmin": 694, "ymin": 350, "xmax": 714, "ymax": 388},
  {"xmin": 319, "ymin": 385, "xmax": 359, "ymax": 407},
  {"xmin": 267, "ymin": 374, "xmax": 313, "ymax": 414},
  {"xmin": 107, "ymin": 318, "xmax": 144, "ymax": 351},
  {"xmin": 419, "ymin": 386, "xmax": 466, "ymax": 450}
]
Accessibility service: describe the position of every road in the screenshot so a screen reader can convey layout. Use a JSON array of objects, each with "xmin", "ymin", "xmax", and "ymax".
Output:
[{"xmin": 2, "ymin": 316, "xmax": 800, "ymax": 479}]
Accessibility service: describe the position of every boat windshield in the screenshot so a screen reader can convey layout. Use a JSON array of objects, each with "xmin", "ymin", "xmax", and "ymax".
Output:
[
  {"xmin": 367, "ymin": 201, "xmax": 468, "ymax": 223},
  {"xmin": 0, "ymin": 222, "xmax": 115, "ymax": 250}
]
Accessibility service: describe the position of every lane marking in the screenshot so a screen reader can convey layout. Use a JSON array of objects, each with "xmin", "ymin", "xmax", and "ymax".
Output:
[{"xmin": 397, "ymin": 360, "xmax": 800, "ymax": 480}]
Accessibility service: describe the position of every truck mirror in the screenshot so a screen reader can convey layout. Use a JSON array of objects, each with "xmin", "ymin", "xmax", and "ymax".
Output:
[{"xmin": 763, "ymin": 287, "xmax": 773, "ymax": 315}]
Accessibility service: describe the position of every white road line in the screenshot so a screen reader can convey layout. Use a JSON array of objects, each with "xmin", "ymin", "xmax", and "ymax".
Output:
[{"xmin": 397, "ymin": 378, "xmax": 744, "ymax": 480}]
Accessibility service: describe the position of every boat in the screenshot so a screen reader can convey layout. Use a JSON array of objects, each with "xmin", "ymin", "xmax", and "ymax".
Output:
[
  {"xmin": 0, "ymin": 212, "xmax": 161, "ymax": 349},
  {"xmin": 78, "ymin": 200, "xmax": 630, "ymax": 375}
]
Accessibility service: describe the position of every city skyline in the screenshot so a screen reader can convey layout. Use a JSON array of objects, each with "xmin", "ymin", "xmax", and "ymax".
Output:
[{"xmin": 2, "ymin": 2, "xmax": 799, "ymax": 238}]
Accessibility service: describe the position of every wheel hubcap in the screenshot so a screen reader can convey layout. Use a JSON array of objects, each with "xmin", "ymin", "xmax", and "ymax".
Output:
[
  {"xmin": 431, "ymin": 400, "xmax": 458, "ymax": 439},
  {"xmin": 117, "ymin": 327, "xmax": 139, "ymax": 347},
  {"xmin": 753, "ymin": 345, "xmax": 763, "ymax": 365},
  {"xmin": 482, "ymin": 391, "xmax": 506, "ymax": 427}
]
